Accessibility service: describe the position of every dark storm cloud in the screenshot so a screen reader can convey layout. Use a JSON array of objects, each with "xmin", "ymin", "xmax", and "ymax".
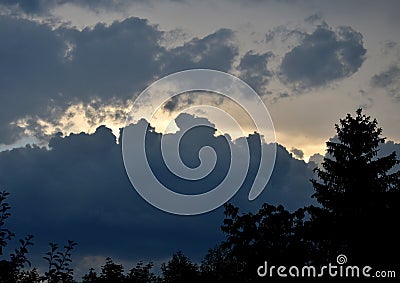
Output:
[
  {"xmin": 62, "ymin": 17, "xmax": 164, "ymax": 101},
  {"xmin": 63, "ymin": 21, "xmax": 237, "ymax": 100},
  {"xmin": 0, "ymin": 16, "xmax": 67, "ymax": 144},
  {"xmin": 0, "ymin": 15, "xmax": 238, "ymax": 144},
  {"xmin": 370, "ymin": 65, "xmax": 400, "ymax": 99},
  {"xmin": 0, "ymin": 16, "xmax": 163, "ymax": 143},
  {"xmin": 237, "ymin": 50, "xmax": 273, "ymax": 94},
  {"xmin": 0, "ymin": 114, "xmax": 315, "ymax": 268},
  {"xmin": 280, "ymin": 24, "xmax": 366, "ymax": 89}
]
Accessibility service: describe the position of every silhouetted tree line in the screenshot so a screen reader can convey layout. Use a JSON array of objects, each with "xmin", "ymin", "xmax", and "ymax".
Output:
[{"xmin": 1, "ymin": 109, "xmax": 399, "ymax": 282}]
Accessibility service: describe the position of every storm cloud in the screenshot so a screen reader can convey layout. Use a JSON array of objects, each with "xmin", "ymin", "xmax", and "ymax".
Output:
[
  {"xmin": 0, "ymin": 114, "xmax": 315, "ymax": 269},
  {"xmin": 0, "ymin": 16, "xmax": 237, "ymax": 144},
  {"xmin": 0, "ymin": 0, "xmax": 399, "ymax": 279},
  {"xmin": 280, "ymin": 24, "xmax": 366, "ymax": 89}
]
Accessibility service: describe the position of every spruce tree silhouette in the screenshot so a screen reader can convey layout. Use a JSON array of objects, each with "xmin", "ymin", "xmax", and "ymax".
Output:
[
  {"xmin": 311, "ymin": 109, "xmax": 400, "ymax": 267},
  {"xmin": 213, "ymin": 109, "xmax": 399, "ymax": 281}
]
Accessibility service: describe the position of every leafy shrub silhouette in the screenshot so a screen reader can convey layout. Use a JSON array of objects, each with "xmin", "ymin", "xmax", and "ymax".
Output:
[
  {"xmin": 42, "ymin": 240, "xmax": 77, "ymax": 282},
  {"xmin": 0, "ymin": 191, "xmax": 36, "ymax": 283},
  {"xmin": 0, "ymin": 190, "xmax": 77, "ymax": 283}
]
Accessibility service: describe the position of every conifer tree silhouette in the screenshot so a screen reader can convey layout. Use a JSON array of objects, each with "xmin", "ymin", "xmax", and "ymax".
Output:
[{"xmin": 311, "ymin": 109, "xmax": 400, "ymax": 266}]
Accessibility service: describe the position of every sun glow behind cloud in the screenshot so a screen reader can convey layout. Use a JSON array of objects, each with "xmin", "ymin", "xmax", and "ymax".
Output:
[
  {"xmin": 1, "ymin": 0, "xmax": 399, "ymax": 162},
  {"xmin": 1, "ymin": 1, "xmax": 400, "ymax": 278},
  {"xmin": 10, "ymin": 101, "xmax": 131, "ymax": 145}
]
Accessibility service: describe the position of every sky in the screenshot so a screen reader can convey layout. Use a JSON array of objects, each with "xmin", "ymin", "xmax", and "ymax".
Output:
[{"xmin": 0, "ymin": 0, "xmax": 400, "ymax": 278}]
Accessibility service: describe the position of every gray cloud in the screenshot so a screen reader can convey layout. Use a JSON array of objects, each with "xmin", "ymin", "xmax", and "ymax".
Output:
[
  {"xmin": 304, "ymin": 13, "xmax": 323, "ymax": 25},
  {"xmin": 0, "ymin": 114, "xmax": 315, "ymax": 270},
  {"xmin": 62, "ymin": 17, "xmax": 164, "ymax": 101},
  {"xmin": 0, "ymin": 0, "xmax": 139, "ymax": 14},
  {"xmin": 378, "ymin": 140, "xmax": 400, "ymax": 173},
  {"xmin": 163, "ymin": 28, "xmax": 238, "ymax": 73},
  {"xmin": 0, "ymin": 0, "xmax": 46, "ymax": 14},
  {"xmin": 271, "ymin": 92, "xmax": 289, "ymax": 103},
  {"xmin": 370, "ymin": 65, "xmax": 400, "ymax": 99},
  {"xmin": 237, "ymin": 50, "xmax": 273, "ymax": 94},
  {"xmin": 0, "ymin": 16, "xmax": 237, "ymax": 144},
  {"xmin": 308, "ymin": 153, "xmax": 324, "ymax": 169},
  {"xmin": 161, "ymin": 92, "xmax": 226, "ymax": 118},
  {"xmin": 280, "ymin": 24, "xmax": 366, "ymax": 89},
  {"xmin": 163, "ymin": 96, "xmax": 180, "ymax": 113},
  {"xmin": 174, "ymin": 112, "xmax": 215, "ymax": 131},
  {"xmin": 265, "ymin": 25, "xmax": 305, "ymax": 44},
  {"xmin": 290, "ymin": 147, "xmax": 304, "ymax": 159},
  {"xmin": 380, "ymin": 40, "xmax": 398, "ymax": 55},
  {"xmin": 0, "ymin": 16, "xmax": 68, "ymax": 143}
]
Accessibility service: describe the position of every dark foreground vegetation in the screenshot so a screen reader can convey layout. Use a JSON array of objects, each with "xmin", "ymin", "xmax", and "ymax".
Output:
[{"xmin": 1, "ymin": 109, "xmax": 399, "ymax": 282}]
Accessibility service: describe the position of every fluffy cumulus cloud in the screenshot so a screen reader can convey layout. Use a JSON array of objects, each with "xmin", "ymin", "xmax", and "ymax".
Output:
[
  {"xmin": 0, "ymin": 15, "xmax": 238, "ymax": 145},
  {"xmin": 280, "ymin": 24, "xmax": 366, "ymax": 89},
  {"xmin": 0, "ymin": 114, "xmax": 316, "ymax": 269}
]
